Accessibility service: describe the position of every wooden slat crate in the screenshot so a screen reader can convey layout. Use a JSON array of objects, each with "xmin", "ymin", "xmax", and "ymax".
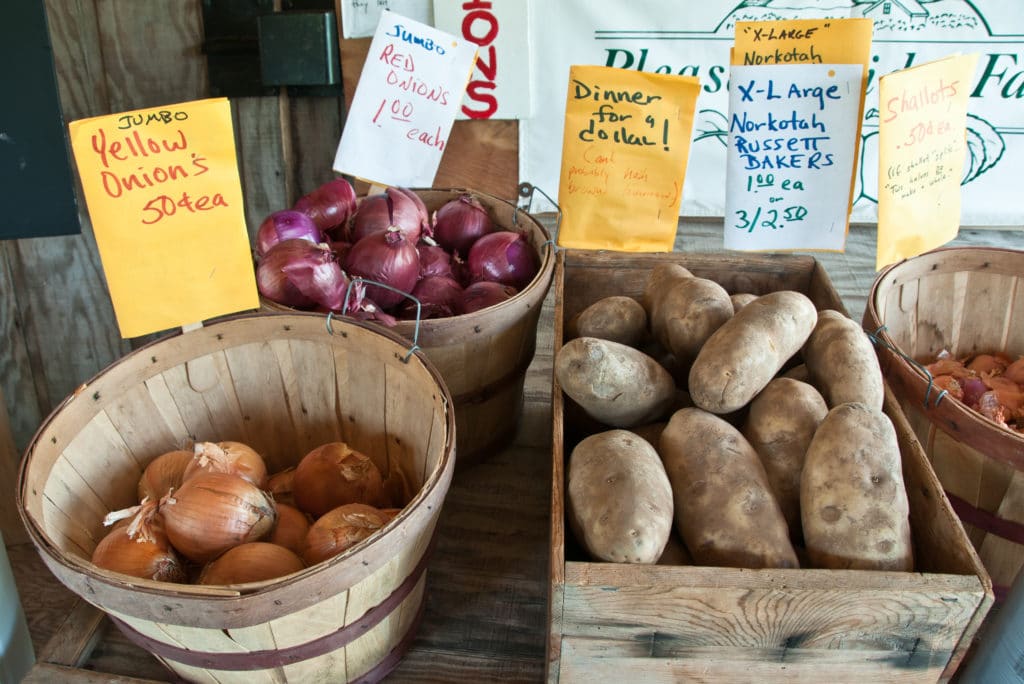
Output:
[{"xmin": 548, "ymin": 250, "xmax": 994, "ymax": 683}]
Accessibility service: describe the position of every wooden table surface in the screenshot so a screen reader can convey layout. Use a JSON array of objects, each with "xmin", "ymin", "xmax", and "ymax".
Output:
[{"xmin": 9, "ymin": 221, "xmax": 1023, "ymax": 683}]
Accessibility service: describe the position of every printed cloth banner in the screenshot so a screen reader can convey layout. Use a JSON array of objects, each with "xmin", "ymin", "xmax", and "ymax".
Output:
[{"xmin": 522, "ymin": 0, "xmax": 1024, "ymax": 226}]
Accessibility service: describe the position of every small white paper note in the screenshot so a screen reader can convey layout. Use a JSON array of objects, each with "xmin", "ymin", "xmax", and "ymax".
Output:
[
  {"xmin": 724, "ymin": 63, "xmax": 862, "ymax": 252},
  {"xmin": 334, "ymin": 10, "xmax": 477, "ymax": 187},
  {"xmin": 340, "ymin": 0, "xmax": 433, "ymax": 39}
]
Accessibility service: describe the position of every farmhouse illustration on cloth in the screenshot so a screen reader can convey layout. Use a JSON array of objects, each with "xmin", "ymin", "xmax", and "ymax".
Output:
[{"xmin": 524, "ymin": 0, "xmax": 1024, "ymax": 224}]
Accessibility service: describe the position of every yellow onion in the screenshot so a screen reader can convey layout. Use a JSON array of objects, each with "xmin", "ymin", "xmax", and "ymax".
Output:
[
  {"xmin": 161, "ymin": 471, "xmax": 277, "ymax": 563},
  {"xmin": 137, "ymin": 449, "xmax": 193, "ymax": 502},
  {"xmin": 267, "ymin": 467, "xmax": 296, "ymax": 506},
  {"xmin": 184, "ymin": 441, "xmax": 268, "ymax": 488},
  {"xmin": 197, "ymin": 542, "xmax": 305, "ymax": 585},
  {"xmin": 292, "ymin": 442, "xmax": 388, "ymax": 518},
  {"xmin": 92, "ymin": 502, "xmax": 186, "ymax": 583},
  {"xmin": 302, "ymin": 503, "xmax": 397, "ymax": 565},
  {"xmin": 269, "ymin": 502, "xmax": 311, "ymax": 556}
]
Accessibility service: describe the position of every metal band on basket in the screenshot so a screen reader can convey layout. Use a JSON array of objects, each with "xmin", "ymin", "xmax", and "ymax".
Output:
[{"xmin": 108, "ymin": 529, "xmax": 438, "ymax": 671}]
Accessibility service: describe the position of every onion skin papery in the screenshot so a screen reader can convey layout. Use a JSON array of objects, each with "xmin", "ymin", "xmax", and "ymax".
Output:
[
  {"xmin": 198, "ymin": 542, "xmax": 305, "ymax": 585},
  {"xmin": 417, "ymin": 243, "xmax": 454, "ymax": 279},
  {"xmin": 433, "ymin": 193, "xmax": 494, "ymax": 257},
  {"xmin": 350, "ymin": 187, "xmax": 426, "ymax": 244},
  {"xmin": 467, "ymin": 230, "xmax": 539, "ymax": 291},
  {"xmin": 292, "ymin": 442, "xmax": 388, "ymax": 518},
  {"xmin": 269, "ymin": 503, "xmax": 311, "ymax": 556},
  {"xmin": 92, "ymin": 518, "xmax": 186, "ymax": 583},
  {"xmin": 257, "ymin": 239, "xmax": 337, "ymax": 309},
  {"xmin": 302, "ymin": 503, "xmax": 398, "ymax": 566},
  {"xmin": 345, "ymin": 227, "xmax": 420, "ymax": 311},
  {"xmin": 161, "ymin": 472, "xmax": 277, "ymax": 564},
  {"xmin": 138, "ymin": 449, "xmax": 193, "ymax": 502},
  {"xmin": 256, "ymin": 210, "xmax": 322, "ymax": 257},
  {"xmin": 184, "ymin": 441, "xmax": 268, "ymax": 488}
]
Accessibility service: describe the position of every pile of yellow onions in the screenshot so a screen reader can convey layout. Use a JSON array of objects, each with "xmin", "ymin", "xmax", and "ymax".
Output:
[{"xmin": 91, "ymin": 439, "xmax": 403, "ymax": 587}]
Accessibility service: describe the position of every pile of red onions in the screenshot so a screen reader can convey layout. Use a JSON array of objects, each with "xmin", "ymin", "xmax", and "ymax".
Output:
[{"xmin": 254, "ymin": 181, "xmax": 541, "ymax": 323}]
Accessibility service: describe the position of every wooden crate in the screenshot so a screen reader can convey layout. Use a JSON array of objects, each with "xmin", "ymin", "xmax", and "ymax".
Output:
[{"xmin": 548, "ymin": 250, "xmax": 994, "ymax": 683}]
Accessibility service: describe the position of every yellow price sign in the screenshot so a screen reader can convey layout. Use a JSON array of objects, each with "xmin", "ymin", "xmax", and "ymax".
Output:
[
  {"xmin": 69, "ymin": 98, "xmax": 258, "ymax": 338},
  {"xmin": 556, "ymin": 65, "xmax": 700, "ymax": 252}
]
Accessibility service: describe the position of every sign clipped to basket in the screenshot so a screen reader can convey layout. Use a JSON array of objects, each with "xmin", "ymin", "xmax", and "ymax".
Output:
[
  {"xmin": 724, "ymin": 18, "xmax": 872, "ymax": 252},
  {"xmin": 556, "ymin": 65, "xmax": 700, "ymax": 252},
  {"xmin": 68, "ymin": 98, "xmax": 258, "ymax": 339},
  {"xmin": 333, "ymin": 10, "xmax": 478, "ymax": 187},
  {"xmin": 875, "ymin": 54, "xmax": 979, "ymax": 271}
]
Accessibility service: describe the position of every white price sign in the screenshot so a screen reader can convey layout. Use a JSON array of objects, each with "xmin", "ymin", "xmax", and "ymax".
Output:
[{"xmin": 334, "ymin": 10, "xmax": 477, "ymax": 187}]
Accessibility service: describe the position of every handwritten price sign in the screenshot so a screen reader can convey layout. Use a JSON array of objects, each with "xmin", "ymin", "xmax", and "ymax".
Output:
[
  {"xmin": 724, "ymin": 63, "xmax": 862, "ymax": 252},
  {"xmin": 68, "ymin": 98, "xmax": 258, "ymax": 338},
  {"xmin": 556, "ymin": 65, "xmax": 700, "ymax": 252},
  {"xmin": 333, "ymin": 10, "xmax": 477, "ymax": 187},
  {"xmin": 876, "ymin": 54, "xmax": 979, "ymax": 270}
]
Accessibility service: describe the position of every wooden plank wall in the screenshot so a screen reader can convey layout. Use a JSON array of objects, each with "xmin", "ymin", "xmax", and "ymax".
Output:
[{"xmin": 0, "ymin": 1, "xmax": 521, "ymax": 519}]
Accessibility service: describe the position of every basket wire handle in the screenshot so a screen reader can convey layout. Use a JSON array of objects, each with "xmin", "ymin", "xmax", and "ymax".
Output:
[
  {"xmin": 866, "ymin": 324, "xmax": 948, "ymax": 409},
  {"xmin": 325, "ymin": 278, "xmax": 422, "ymax": 364},
  {"xmin": 515, "ymin": 182, "xmax": 561, "ymax": 254}
]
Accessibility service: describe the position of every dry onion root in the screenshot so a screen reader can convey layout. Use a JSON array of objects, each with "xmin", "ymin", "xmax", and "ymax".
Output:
[
  {"xmin": 92, "ymin": 499, "xmax": 186, "ymax": 583},
  {"xmin": 302, "ymin": 503, "xmax": 398, "ymax": 565},
  {"xmin": 184, "ymin": 440, "xmax": 268, "ymax": 488},
  {"xmin": 161, "ymin": 471, "xmax": 277, "ymax": 563},
  {"xmin": 292, "ymin": 442, "xmax": 388, "ymax": 518},
  {"xmin": 198, "ymin": 542, "xmax": 305, "ymax": 585},
  {"xmin": 137, "ymin": 449, "xmax": 193, "ymax": 502}
]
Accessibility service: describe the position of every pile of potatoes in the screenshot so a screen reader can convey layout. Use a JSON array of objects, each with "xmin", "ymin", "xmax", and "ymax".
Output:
[{"xmin": 555, "ymin": 264, "xmax": 914, "ymax": 572}]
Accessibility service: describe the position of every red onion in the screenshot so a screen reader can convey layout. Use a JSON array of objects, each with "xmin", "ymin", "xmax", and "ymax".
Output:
[
  {"xmin": 463, "ymin": 281, "xmax": 518, "ymax": 313},
  {"xmin": 257, "ymin": 239, "xmax": 348, "ymax": 311},
  {"xmin": 433, "ymin": 194, "xmax": 494, "ymax": 257},
  {"xmin": 961, "ymin": 377, "xmax": 988, "ymax": 408},
  {"xmin": 350, "ymin": 187, "xmax": 426, "ymax": 244},
  {"xmin": 467, "ymin": 231, "xmax": 540, "ymax": 291},
  {"xmin": 294, "ymin": 177, "xmax": 357, "ymax": 239},
  {"xmin": 391, "ymin": 187, "xmax": 432, "ymax": 238},
  {"xmin": 397, "ymin": 276, "xmax": 464, "ymax": 320},
  {"xmin": 345, "ymin": 227, "xmax": 420, "ymax": 310},
  {"xmin": 255, "ymin": 210, "xmax": 322, "ymax": 257},
  {"xmin": 417, "ymin": 243, "xmax": 454, "ymax": 279}
]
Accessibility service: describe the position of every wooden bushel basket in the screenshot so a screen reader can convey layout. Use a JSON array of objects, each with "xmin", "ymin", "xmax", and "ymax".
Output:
[
  {"xmin": 17, "ymin": 312, "xmax": 455, "ymax": 683},
  {"xmin": 262, "ymin": 188, "xmax": 555, "ymax": 469},
  {"xmin": 865, "ymin": 246, "xmax": 1024, "ymax": 601}
]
